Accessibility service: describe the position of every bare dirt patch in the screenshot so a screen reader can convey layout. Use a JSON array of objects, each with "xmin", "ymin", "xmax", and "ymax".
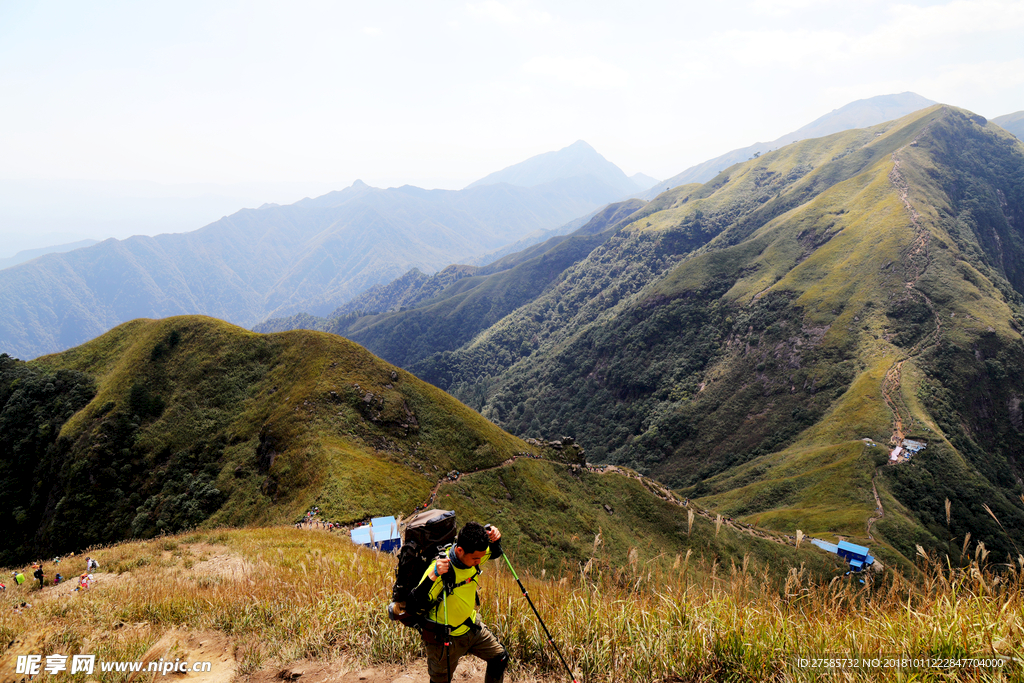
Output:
[
  {"xmin": 122, "ymin": 629, "xmax": 237, "ymax": 683},
  {"xmin": 245, "ymin": 656, "xmax": 501, "ymax": 683}
]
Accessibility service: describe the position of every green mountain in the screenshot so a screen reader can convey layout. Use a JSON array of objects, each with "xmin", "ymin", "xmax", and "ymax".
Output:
[
  {"xmin": 0, "ymin": 316, "xmax": 841, "ymax": 579},
  {"xmin": 269, "ymin": 105, "xmax": 1024, "ymax": 564},
  {"xmin": 449, "ymin": 105, "xmax": 1024, "ymax": 561},
  {"xmin": 643, "ymin": 92, "xmax": 937, "ymax": 197},
  {"xmin": 0, "ymin": 150, "xmax": 640, "ymax": 361},
  {"xmin": 254, "ymin": 199, "xmax": 648, "ymax": 371},
  {"xmin": 993, "ymin": 111, "xmax": 1024, "ymax": 142}
]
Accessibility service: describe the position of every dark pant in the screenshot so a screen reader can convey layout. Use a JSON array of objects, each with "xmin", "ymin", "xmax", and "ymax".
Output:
[{"xmin": 424, "ymin": 621, "xmax": 506, "ymax": 683}]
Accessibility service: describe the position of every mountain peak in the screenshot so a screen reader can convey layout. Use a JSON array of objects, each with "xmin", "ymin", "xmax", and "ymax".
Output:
[
  {"xmin": 567, "ymin": 139, "xmax": 595, "ymax": 150},
  {"xmin": 465, "ymin": 140, "xmax": 636, "ymax": 195}
]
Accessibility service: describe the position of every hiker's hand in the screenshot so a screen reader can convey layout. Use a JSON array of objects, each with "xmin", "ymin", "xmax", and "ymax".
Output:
[
  {"xmin": 485, "ymin": 525, "xmax": 501, "ymax": 542},
  {"xmin": 432, "ymin": 558, "xmax": 450, "ymax": 580}
]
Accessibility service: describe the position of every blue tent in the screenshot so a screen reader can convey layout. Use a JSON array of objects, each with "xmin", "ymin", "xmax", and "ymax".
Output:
[
  {"xmin": 811, "ymin": 538, "xmax": 875, "ymax": 572},
  {"xmin": 350, "ymin": 516, "xmax": 401, "ymax": 553}
]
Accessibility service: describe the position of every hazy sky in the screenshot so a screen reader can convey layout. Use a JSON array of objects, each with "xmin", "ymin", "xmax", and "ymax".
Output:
[{"xmin": 1, "ymin": 0, "xmax": 1023, "ymax": 251}]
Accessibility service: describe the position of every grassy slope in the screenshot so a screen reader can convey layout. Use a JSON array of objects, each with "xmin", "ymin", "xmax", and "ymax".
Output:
[
  {"xmin": 1, "ymin": 526, "xmax": 1019, "ymax": 682},
  {"xmin": 672, "ymin": 107, "xmax": 1024, "ymax": 559},
  {"xmin": 28, "ymin": 316, "xmax": 534, "ymax": 547}
]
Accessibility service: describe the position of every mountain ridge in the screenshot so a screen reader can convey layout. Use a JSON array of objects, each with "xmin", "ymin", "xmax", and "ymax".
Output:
[
  {"xmin": 1, "ymin": 315, "xmax": 842, "ymax": 581},
  {"xmin": 0, "ymin": 165, "xmax": 637, "ymax": 359},
  {"xmin": 993, "ymin": 110, "xmax": 1024, "ymax": 142},
  {"xmin": 259, "ymin": 104, "xmax": 1024, "ymax": 564},
  {"xmin": 642, "ymin": 92, "xmax": 937, "ymax": 198}
]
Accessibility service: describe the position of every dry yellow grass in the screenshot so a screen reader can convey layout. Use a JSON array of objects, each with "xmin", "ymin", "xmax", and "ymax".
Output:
[{"xmin": 1, "ymin": 527, "xmax": 1021, "ymax": 682}]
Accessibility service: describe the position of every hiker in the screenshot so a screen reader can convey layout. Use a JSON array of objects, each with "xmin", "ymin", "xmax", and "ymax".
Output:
[
  {"xmin": 55, "ymin": 573, "xmax": 63, "ymax": 585},
  {"xmin": 87, "ymin": 557, "xmax": 99, "ymax": 572},
  {"xmin": 14, "ymin": 570, "xmax": 25, "ymax": 586},
  {"xmin": 33, "ymin": 564, "xmax": 43, "ymax": 589},
  {"xmin": 411, "ymin": 522, "xmax": 508, "ymax": 683}
]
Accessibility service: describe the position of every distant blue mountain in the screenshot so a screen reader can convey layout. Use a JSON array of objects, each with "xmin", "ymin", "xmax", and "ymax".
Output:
[
  {"xmin": 0, "ymin": 147, "xmax": 639, "ymax": 360},
  {"xmin": 0, "ymin": 239, "xmax": 99, "ymax": 270},
  {"xmin": 467, "ymin": 140, "xmax": 649, "ymax": 195}
]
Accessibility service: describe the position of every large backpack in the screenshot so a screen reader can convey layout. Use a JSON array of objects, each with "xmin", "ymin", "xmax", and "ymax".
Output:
[{"xmin": 387, "ymin": 508, "xmax": 457, "ymax": 628}]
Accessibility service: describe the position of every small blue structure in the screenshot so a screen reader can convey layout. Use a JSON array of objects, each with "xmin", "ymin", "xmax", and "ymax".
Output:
[
  {"xmin": 810, "ymin": 538, "xmax": 875, "ymax": 572},
  {"xmin": 837, "ymin": 541, "xmax": 875, "ymax": 571},
  {"xmin": 350, "ymin": 516, "xmax": 401, "ymax": 553}
]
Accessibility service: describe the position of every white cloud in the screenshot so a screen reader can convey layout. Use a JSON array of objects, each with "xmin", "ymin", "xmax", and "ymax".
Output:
[
  {"xmin": 362, "ymin": 27, "xmax": 382, "ymax": 37},
  {"xmin": 465, "ymin": 0, "xmax": 551, "ymax": 26},
  {"xmin": 522, "ymin": 54, "xmax": 629, "ymax": 90},
  {"xmin": 853, "ymin": 0, "xmax": 1024, "ymax": 59},
  {"xmin": 919, "ymin": 58, "xmax": 1024, "ymax": 100},
  {"xmin": 709, "ymin": 28, "xmax": 849, "ymax": 69},
  {"xmin": 747, "ymin": 0, "xmax": 837, "ymax": 16}
]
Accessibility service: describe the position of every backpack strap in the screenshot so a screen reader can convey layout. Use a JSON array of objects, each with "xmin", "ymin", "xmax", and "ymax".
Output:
[{"xmin": 440, "ymin": 566, "xmax": 480, "ymax": 593}]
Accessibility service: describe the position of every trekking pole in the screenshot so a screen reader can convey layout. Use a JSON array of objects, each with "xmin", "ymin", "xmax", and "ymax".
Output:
[
  {"xmin": 494, "ymin": 543, "xmax": 578, "ymax": 682},
  {"xmin": 443, "ymin": 592, "xmax": 452, "ymax": 683}
]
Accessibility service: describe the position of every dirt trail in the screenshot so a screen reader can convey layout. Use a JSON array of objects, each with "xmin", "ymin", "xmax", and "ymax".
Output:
[
  {"xmin": 866, "ymin": 474, "xmax": 885, "ymax": 540},
  {"xmin": 881, "ymin": 360, "xmax": 907, "ymax": 445},
  {"xmin": 881, "ymin": 130, "xmax": 945, "ymax": 448},
  {"xmin": 423, "ymin": 454, "xmax": 542, "ymax": 509},
  {"xmin": 868, "ymin": 127, "xmax": 950, "ymax": 540},
  {"xmin": 245, "ymin": 656, "xmax": 517, "ymax": 683},
  {"xmin": 594, "ymin": 466, "xmax": 798, "ymax": 549},
  {"xmin": 418, "ymin": 456, "xmax": 802, "ymax": 552}
]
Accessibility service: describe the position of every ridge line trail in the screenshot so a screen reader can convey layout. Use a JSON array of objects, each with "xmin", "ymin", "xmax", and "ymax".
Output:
[
  {"xmin": 427, "ymin": 457, "xmax": 801, "ymax": 551},
  {"xmin": 873, "ymin": 126, "xmax": 945, "ymax": 537},
  {"xmin": 881, "ymin": 128, "xmax": 944, "ymax": 448}
]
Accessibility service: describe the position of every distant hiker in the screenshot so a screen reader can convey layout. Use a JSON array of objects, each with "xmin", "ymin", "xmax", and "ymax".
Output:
[
  {"xmin": 55, "ymin": 574, "xmax": 63, "ymax": 585},
  {"xmin": 87, "ymin": 557, "xmax": 99, "ymax": 572},
  {"xmin": 14, "ymin": 571, "xmax": 25, "ymax": 585},
  {"xmin": 412, "ymin": 522, "xmax": 508, "ymax": 683},
  {"xmin": 77, "ymin": 574, "xmax": 90, "ymax": 591},
  {"xmin": 33, "ymin": 564, "xmax": 43, "ymax": 589}
]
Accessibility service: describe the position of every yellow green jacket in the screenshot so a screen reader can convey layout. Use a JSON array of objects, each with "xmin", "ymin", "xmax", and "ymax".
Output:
[{"xmin": 416, "ymin": 546, "xmax": 494, "ymax": 636}]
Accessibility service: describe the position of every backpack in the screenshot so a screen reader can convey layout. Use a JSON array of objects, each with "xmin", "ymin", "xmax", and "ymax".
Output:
[{"xmin": 387, "ymin": 508, "xmax": 457, "ymax": 628}]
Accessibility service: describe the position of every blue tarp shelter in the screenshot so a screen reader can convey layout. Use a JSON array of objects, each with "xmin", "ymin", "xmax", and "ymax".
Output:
[
  {"xmin": 810, "ymin": 538, "xmax": 875, "ymax": 572},
  {"xmin": 350, "ymin": 516, "xmax": 401, "ymax": 553},
  {"xmin": 810, "ymin": 539, "xmax": 840, "ymax": 554}
]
